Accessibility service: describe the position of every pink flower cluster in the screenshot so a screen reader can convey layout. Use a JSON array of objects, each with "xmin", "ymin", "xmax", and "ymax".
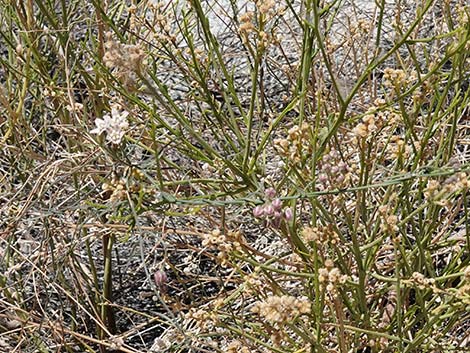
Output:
[{"xmin": 253, "ymin": 188, "xmax": 293, "ymax": 227}]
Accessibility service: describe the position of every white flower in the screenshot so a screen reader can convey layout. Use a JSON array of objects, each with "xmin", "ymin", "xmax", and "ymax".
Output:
[
  {"xmin": 90, "ymin": 115, "xmax": 113, "ymax": 135},
  {"xmin": 91, "ymin": 107, "xmax": 129, "ymax": 144}
]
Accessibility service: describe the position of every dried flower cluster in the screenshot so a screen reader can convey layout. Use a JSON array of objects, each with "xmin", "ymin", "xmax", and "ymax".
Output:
[
  {"xmin": 253, "ymin": 187, "xmax": 292, "ymax": 227},
  {"xmin": 301, "ymin": 225, "xmax": 340, "ymax": 247},
  {"xmin": 424, "ymin": 173, "xmax": 469, "ymax": 206},
  {"xmin": 243, "ymin": 271, "xmax": 264, "ymax": 294},
  {"xmin": 144, "ymin": 1, "xmax": 178, "ymax": 45},
  {"xmin": 350, "ymin": 19, "xmax": 372, "ymax": 40},
  {"xmin": 457, "ymin": 267, "xmax": 470, "ymax": 305},
  {"xmin": 410, "ymin": 272, "xmax": 436, "ymax": 290},
  {"xmin": 239, "ymin": 12, "xmax": 256, "ymax": 34},
  {"xmin": 238, "ymin": 0, "xmax": 281, "ymax": 52},
  {"xmin": 101, "ymin": 168, "xmax": 149, "ymax": 202},
  {"xmin": 226, "ymin": 340, "xmax": 251, "ymax": 353},
  {"xmin": 383, "ymin": 68, "xmax": 416, "ymax": 89},
  {"xmin": 251, "ymin": 295, "xmax": 310, "ymax": 325},
  {"xmin": 256, "ymin": 0, "xmax": 276, "ymax": 16},
  {"xmin": 103, "ymin": 32, "xmax": 146, "ymax": 87},
  {"xmin": 91, "ymin": 106, "xmax": 130, "ymax": 145},
  {"xmin": 352, "ymin": 113, "xmax": 379, "ymax": 139},
  {"xmin": 378, "ymin": 205, "xmax": 399, "ymax": 234},
  {"xmin": 318, "ymin": 259, "xmax": 348, "ymax": 294},
  {"xmin": 274, "ymin": 122, "xmax": 312, "ymax": 165},
  {"xmin": 185, "ymin": 307, "xmax": 218, "ymax": 330},
  {"xmin": 457, "ymin": 6, "xmax": 469, "ymax": 26},
  {"xmin": 387, "ymin": 135, "xmax": 412, "ymax": 159},
  {"xmin": 201, "ymin": 229, "xmax": 244, "ymax": 266},
  {"xmin": 456, "ymin": 284, "xmax": 470, "ymax": 305},
  {"xmin": 101, "ymin": 178, "xmax": 127, "ymax": 201}
]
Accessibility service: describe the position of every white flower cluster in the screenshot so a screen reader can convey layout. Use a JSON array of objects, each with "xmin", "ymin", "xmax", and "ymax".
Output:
[{"xmin": 91, "ymin": 107, "xmax": 129, "ymax": 144}]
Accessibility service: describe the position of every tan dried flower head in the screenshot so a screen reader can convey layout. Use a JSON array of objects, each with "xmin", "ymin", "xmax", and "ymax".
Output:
[
  {"xmin": 350, "ymin": 19, "xmax": 372, "ymax": 40},
  {"xmin": 244, "ymin": 271, "xmax": 263, "ymax": 294},
  {"xmin": 251, "ymin": 295, "xmax": 310, "ymax": 325},
  {"xmin": 379, "ymin": 205, "xmax": 399, "ymax": 234},
  {"xmin": 274, "ymin": 122, "xmax": 311, "ymax": 165},
  {"xmin": 318, "ymin": 264, "xmax": 348, "ymax": 294},
  {"xmin": 102, "ymin": 32, "xmax": 146, "ymax": 87},
  {"xmin": 101, "ymin": 178, "xmax": 127, "ymax": 202},
  {"xmin": 411, "ymin": 272, "xmax": 436, "ymax": 290},
  {"xmin": 383, "ymin": 68, "xmax": 416, "ymax": 90},
  {"xmin": 301, "ymin": 225, "xmax": 340, "ymax": 247},
  {"xmin": 201, "ymin": 229, "xmax": 243, "ymax": 266},
  {"xmin": 226, "ymin": 340, "xmax": 250, "ymax": 353},
  {"xmin": 463, "ymin": 266, "xmax": 470, "ymax": 281},
  {"xmin": 257, "ymin": 0, "xmax": 276, "ymax": 16},
  {"xmin": 424, "ymin": 179, "xmax": 441, "ymax": 201},
  {"xmin": 457, "ymin": 6, "xmax": 469, "ymax": 26},
  {"xmin": 387, "ymin": 135, "xmax": 412, "ymax": 159},
  {"xmin": 185, "ymin": 307, "xmax": 218, "ymax": 329},
  {"xmin": 352, "ymin": 114, "xmax": 377, "ymax": 138}
]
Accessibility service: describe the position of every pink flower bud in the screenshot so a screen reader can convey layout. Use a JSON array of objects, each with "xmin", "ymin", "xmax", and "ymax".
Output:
[
  {"xmin": 264, "ymin": 204, "xmax": 274, "ymax": 216},
  {"xmin": 154, "ymin": 270, "xmax": 168, "ymax": 293},
  {"xmin": 265, "ymin": 187, "xmax": 276, "ymax": 199},
  {"xmin": 274, "ymin": 211, "xmax": 282, "ymax": 219},
  {"xmin": 318, "ymin": 173, "xmax": 328, "ymax": 183},
  {"xmin": 271, "ymin": 198, "xmax": 282, "ymax": 211},
  {"xmin": 253, "ymin": 205, "xmax": 264, "ymax": 218},
  {"xmin": 284, "ymin": 207, "xmax": 293, "ymax": 221},
  {"xmin": 322, "ymin": 164, "xmax": 331, "ymax": 173}
]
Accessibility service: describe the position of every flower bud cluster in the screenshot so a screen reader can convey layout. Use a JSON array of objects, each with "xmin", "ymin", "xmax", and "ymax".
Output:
[
  {"xmin": 253, "ymin": 188, "xmax": 293, "ymax": 227},
  {"xmin": 318, "ymin": 259, "xmax": 348, "ymax": 294},
  {"xmin": 201, "ymin": 229, "xmax": 244, "ymax": 266},
  {"xmin": 251, "ymin": 295, "xmax": 310, "ymax": 325},
  {"xmin": 317, "ymin": 149, "xmax": 351, "ymax": 190},
  {"xmin": 274, "ymin": 122, "xmax": 311, "ymax": 165}
]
